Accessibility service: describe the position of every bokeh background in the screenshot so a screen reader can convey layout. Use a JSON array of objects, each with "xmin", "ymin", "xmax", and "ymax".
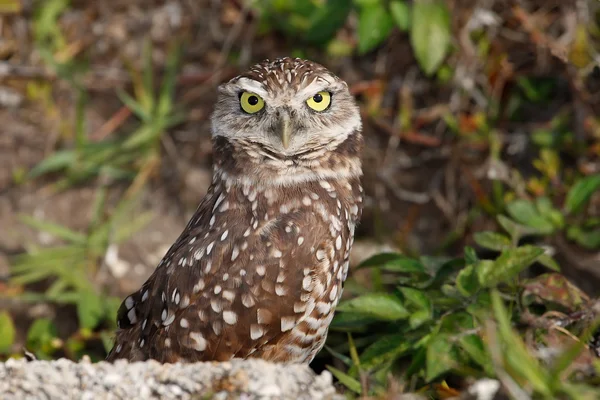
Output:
[{"xmin": 1, "ymin": 0, "xmax": 599, "ymax": 397}]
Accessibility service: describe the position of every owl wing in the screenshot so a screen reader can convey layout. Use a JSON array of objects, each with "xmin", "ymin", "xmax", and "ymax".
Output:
[{"xmin": 107, "ymin": 193, "xmax": 341, "ymax": 363}]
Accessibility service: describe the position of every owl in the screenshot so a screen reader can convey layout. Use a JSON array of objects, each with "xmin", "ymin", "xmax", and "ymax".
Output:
[{"xmin": 106, "ymin": 57, "xmax": 363, "ymax": 364}]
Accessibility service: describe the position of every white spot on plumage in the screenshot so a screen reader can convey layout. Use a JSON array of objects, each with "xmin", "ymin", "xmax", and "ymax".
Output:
[
  {"xmin": 277, "ymin": 272, "xmax": 285, "ymax": 282},
  {"xmin": 223, "ymin": 310, "xmax": 238, "ymax": 325},
  {"xmin": 281, "ymin": 316, "xmax": 296, "ymax": 332},
  {"xmin": 164, "ymin": 338, "xmax": 171, "ymax": 348},
  {"xmin": 231, "ymin": 246, "xmax": 240, "ymax": 261},
  {"xmin": 316, "ymin": 249, "xmax": 326, "ymax": 261},
  {"xmin": 180, "ymin": 295, "xmax": 190, "ymax": 308},
  {"xmin": 204, "ymin": 260, "xmax": 212, "ymax": 273},
  {"xmin": 297, "ymin": 236, "xmax": 305, "ymax": 245},
  {"xmin": 141, "ymin": 290, "xmax": 149, "ymax": 302},
  {"xmin": 125, "ymin": 296, "xmax": 134, "ymax": 310},
  {"xmin": 139, "ymin": 339, "xmax": 145, "ymax": 348},
  {"xmin": 242, "ymin": 293, "xmax": 255, "ymax": 308},
  {"xmin": 276, "ymin": 284, "xmax": 288, "ymax": 296},
  {"xmin": 294, "ymin": 302, "xmax": 307, "ymax": 313},
  {"xmin": 213, "ymin": 193, "xmax": 225, "ymax": 212},
  {"xmin": 335, "ymin": 235, "xmax": 342, "ymax": 250},
  {"xmin": 189, "ymin": 237, "xmax": 196, "ymax": 244},
  {"xmin": 209, "ymin": 215, "xmax": 216, "ymax": 227},
  {"xmin": 257, "ymin": 265, "xmax": 266, "ymax": 276},
  {"xmin": 219, "ymin": 201, "xmax": 229, "ymax": 212},
  {"xmin": 302, "ymin": 196, "xmax": 312, "ymax": 206},
  {"xmin": 221, "ymin": 230, "xmax": 229, "ymax": 241},
  {"xmin": 211, "ymin": 298, "xmax": 222, "ymax": 313},
  {"xmin": 319, "ymin": 180, "xmax": 332, "ymax": 190},
  {"xmin": 222, "ymin": 290, "xmax": 236, "ymax": 302},
  {"xmin": 302, "ymin": 276, "xmax": 312, "ymax": 291},
  {"xmin": 127, "ymin": 308, "xmax": 137, "ymax": 324},
  {"xmin": 180, "ymin": 318, "xmax": 189, "ymax": 328},
  {"xmin": 250, "ymin": 324, "xmax": 265, "ymax": 340},
  {"xmin": 189, "ymin": 332, "xmax": 207, "ymax": 351},
  {"xmin": 272, "ymin": 249, "xmax": 282, "ymax": 258},
  {"xmin": 214, "ymin": 285, "xmax": 222, "ymax": 294},
  {"xmin": 207, "ymin": 241, "xmax": 215, "ymax": 255},
  {"xmin": 163, "ymin": 313, "xmax": 175, "ymax": 326}
]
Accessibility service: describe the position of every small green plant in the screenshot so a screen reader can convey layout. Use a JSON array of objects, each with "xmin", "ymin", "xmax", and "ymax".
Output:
[
  {"xmin": 29, "ymin": 40, "xmax": 184, "ymax": 191},
  {"xmin": 254, "ymin": 0, "xmax": 452, "ymax": 76},
  {"xmin": 1, "ymin": 189, "xmax": 153, "ymax": 360},
  {"xmin": 495, "ymin": 173, "xmax": 600, "ymax": 251},
  {"xmin": 325, "ymin": 238, "xmax": 597, "ymax": 397}
]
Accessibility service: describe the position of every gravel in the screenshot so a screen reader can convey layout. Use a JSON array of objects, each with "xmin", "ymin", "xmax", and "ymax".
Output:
[{"xmin": 0, "ymin": 357, "xmax": 343, "ymax": 400}]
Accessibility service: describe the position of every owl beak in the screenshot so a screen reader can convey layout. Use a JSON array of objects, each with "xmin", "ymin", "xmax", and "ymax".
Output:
[{"xmin": 280, "ymin": 112, "xmax": 291, "ymax": 149}]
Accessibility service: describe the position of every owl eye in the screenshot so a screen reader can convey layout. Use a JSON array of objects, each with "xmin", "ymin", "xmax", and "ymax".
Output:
[
  {"xmin": 239, "ymin": 92, "xmax": 265, "ymax": 114},
  {"xmin": 306, "ymin": 91, "xmax": 331, "ymax": 112}
]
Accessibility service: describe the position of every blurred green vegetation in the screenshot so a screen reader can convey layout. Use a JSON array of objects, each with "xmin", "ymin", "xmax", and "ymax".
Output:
[{"xmin": 1, "ymin": 0, "xmax": 599, "ymax": 398}]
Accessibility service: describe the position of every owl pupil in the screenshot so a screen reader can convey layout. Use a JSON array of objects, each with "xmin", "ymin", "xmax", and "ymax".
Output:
[
  {"xmin": 313, "ymin": 93, "xmax": 323, "ymax": 103},
  {"xmin": 248, "ymin": 95, "xmax": 259, "ymax": 105}
]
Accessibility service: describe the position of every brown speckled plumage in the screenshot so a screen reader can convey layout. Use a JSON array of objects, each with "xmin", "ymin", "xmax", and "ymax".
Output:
[{"xmin": 106, "ymin": 57, "xmax": 363, "ymax": 363}]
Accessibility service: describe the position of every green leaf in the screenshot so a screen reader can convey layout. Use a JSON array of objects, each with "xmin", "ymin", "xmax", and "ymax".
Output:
[
  {"xmin": 326, "ymin": 366, "xmax": 362, "ymax": 394},
  {"xmin": 535, "ymin": 197, "xmax": 564, "ymax": 228},
  {"xmin": 360, "ymin": 334, "xmax": 411, "ymax": 369},
  {"xmin": 28, "ymin": 150, "xmax": 76, "ymax": 178},
  {"xmin": 390, "ymin": 0, "xmax": 410, "ymax": 31},
  {"xmin": 567, "ymin": 226, "xmax": 600, "ymax": 250},
  {"xmin": 464, "ymin": 246, "xmax": 479, "ymax": 264},
  {"xmin": 565, "ymin": 174, "xmax": 600, "ymax": 215},
  {"xmin": 19, "ymin": 214, "xmax": 87, "ymax": 244},
  {"xmin": 304, "ymin": 0, "xmax": 353, "ymax": 44},
  {"xmin": 456, "ymin": 263, "xmax": 479, "ymax": 296},
  {"xmin": 330, "ymin": 312, "xmax": 377, "ymax": 331},
  {"xmin": 458, "ymin": 334, "xmax": 493, "ymax": 375},
  {"xmin": 491, "ymin": 291, "xmax": 553, "ymax": 396},
  {"xmin": 473, "ymin": 231, "xmax": 512, "ymax": 251},
  {"xmin": 26, "ymin": 318, "xmax": 58, "ymax": 358},
  {"xmin": 77, "ymin": 290, "xmax": 106, "ymax": 330},
  {"xmin": 0, "ymin": 312, "xmax": 16, "ymax": 353},
  {"xmin": 505, "ymin": 199, "xmax": 555, "ymax": 234},
  {"xmin": 338, "ymin": 293, "xmax": 409, "ymax": 320},
  {"xmin": 410, "ymin": 0, "xmax": 451, "ymax": 75},
  {"xmin": 357, "ymin": 253, "xmax": 426, "ymax": 274},
  {"xmin": 426, "ymin": 334, "xmax": 456, "ymax": 381},
  {"xmin": 399, "ymin": 287, "xmax": 431, "ymax": 310},
  {"xmin": 357, "ymin": 2, "xmax": 395, "ymax": 54},
  {"xmin": 477, "ymin": 245, "xmax": 545, "ymax": 288},
  {"xmin": 400, "ymin": 287, "xmax": 432, "ymax": 327},
  {"xmin": 536, "ymin": 254, "xmax": 561, "ymax": 272}
]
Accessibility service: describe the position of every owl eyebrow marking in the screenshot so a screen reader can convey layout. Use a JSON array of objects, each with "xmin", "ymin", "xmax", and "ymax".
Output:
[{"xmin": 235, "ymin": 78, "xmax": 268, "ymax": 97}]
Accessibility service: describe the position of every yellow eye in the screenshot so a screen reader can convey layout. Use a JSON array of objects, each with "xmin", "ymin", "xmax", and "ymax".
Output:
[
  {"xmin": 240, "ymin": 92, "xmax": 265, "ymax": 114},
  {"xmin": 306, "ymin": 91, "xmax": 331, "ymax": 112}
]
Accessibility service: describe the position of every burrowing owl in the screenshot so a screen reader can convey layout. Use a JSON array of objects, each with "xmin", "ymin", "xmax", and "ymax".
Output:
[{"xmin": 106, "ymin": 57, "xmax": 363, "ymax": 364}]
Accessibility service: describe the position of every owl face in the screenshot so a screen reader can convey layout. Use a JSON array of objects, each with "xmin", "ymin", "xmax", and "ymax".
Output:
[{"xmin": 211, "ymin": 58, "xmax": 361, "ymax": 159}]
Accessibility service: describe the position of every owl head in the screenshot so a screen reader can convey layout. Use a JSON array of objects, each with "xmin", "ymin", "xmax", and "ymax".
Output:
[{"xmin": 211, "ymin": 58, "xmax": 361, "ymax": 164}]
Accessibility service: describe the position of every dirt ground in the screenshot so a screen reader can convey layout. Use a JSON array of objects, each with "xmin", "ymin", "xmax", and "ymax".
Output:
[{"xmin": 1, "ymin": 0, "xmax": 599, "ymax": 353}]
